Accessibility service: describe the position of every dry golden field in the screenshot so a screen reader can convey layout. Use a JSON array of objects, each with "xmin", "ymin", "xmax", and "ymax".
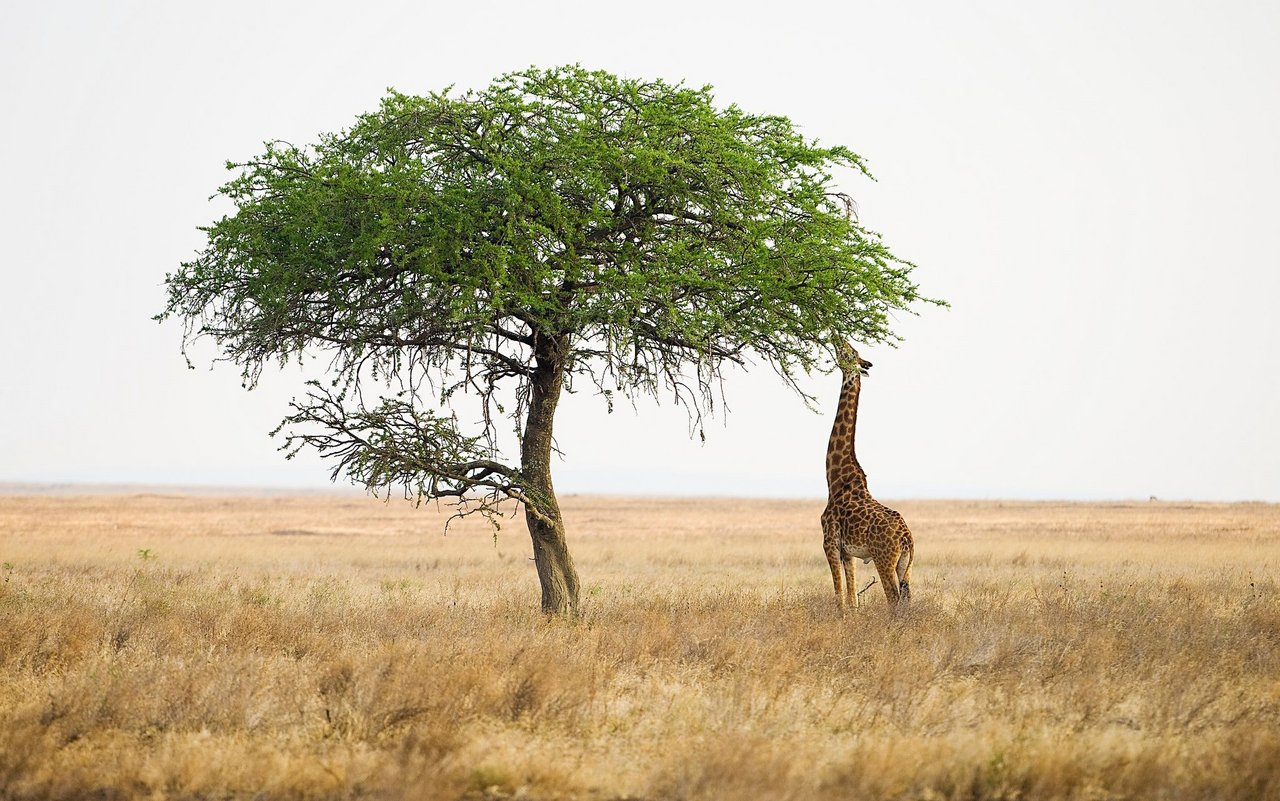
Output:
[{"xmin": 1, "ymin": 492, "xmax": 1279, "ymax": 800}]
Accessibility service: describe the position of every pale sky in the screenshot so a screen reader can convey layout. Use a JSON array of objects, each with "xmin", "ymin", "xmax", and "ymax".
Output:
[{"xmin": 2, "ymin": 1, "xmax": 1277, "ymax": 501}]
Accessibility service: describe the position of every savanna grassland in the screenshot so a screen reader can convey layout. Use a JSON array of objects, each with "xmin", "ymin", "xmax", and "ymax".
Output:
[{"xmin": 1, "ymin": 492, "xmax": 1278, "ymax": 801}]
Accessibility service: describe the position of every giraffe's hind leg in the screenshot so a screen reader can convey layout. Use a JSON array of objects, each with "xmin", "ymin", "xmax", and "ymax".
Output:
[
  {"xmin": 874, "ymin": 553, "xmax": 902, "ymax": 609},
  {"xmin": 896, "ymin": 543, "xmax": 914, "ymax": 606}
]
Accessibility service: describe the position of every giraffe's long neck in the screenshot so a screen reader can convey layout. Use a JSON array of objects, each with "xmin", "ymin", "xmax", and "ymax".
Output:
[{"xmin": 826, "ymin": 370, "xmax": 868, "ymax": 496}]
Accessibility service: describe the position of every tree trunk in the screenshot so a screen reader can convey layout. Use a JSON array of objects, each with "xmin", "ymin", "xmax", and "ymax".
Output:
[{"xmin": 521, "ymin": 333, "xmax": 580, "ymax": 617}]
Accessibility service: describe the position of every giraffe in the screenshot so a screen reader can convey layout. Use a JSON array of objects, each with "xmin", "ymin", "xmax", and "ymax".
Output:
[{"xmin": 820, "ymin": 339, "xmax": 915, "ymax": 610}]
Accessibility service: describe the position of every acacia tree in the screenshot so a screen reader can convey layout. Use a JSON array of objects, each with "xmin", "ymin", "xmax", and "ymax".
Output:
[{"xmin": 160, "ymin": 66, "xmax": 933, "ymax": 616}]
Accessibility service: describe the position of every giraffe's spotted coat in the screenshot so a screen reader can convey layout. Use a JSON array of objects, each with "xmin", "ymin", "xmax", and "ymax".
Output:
[{"xmin": 821, "ymin": 342, "xmax": 915, "ymax": 610}]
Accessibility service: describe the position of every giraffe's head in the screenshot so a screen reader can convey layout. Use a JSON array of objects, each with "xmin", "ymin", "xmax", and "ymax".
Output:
[{"xmin": 832, "ymin": 339, "xmax": 872, "ymax": 377}]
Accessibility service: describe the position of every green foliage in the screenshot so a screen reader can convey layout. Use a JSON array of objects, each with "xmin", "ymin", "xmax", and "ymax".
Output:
[{"xmin": 159, "ymin": 65, "xmax": 937, "ymax": 515}]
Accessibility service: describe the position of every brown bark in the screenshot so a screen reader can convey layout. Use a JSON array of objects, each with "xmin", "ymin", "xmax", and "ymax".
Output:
[{"xmin": 520, "ymin": 332, "xmax": 581, "ymax": 617}]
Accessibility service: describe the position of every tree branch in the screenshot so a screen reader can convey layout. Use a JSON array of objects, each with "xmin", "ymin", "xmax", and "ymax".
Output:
[{"xmin": 273, "ymin": 383, "xmax": 553, "ymax": 525}]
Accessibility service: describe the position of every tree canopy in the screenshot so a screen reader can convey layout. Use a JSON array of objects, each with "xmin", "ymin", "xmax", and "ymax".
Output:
[{"xmin": 159, "ymin": 65, "xmax": 936, "ymax": 615}]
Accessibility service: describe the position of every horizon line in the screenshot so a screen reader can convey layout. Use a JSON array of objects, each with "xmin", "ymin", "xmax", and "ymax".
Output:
[{"xmin": 0, "ymin": 480, "xmax": 1273, "ymax": 506}]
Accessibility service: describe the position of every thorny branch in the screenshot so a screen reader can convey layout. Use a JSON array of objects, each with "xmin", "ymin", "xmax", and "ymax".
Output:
[{"xmin": 273, "ymin": 382, "xmax": 554, "ymax": 527}]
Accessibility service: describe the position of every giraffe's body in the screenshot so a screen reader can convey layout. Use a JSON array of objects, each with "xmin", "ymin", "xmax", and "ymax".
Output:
[{"xmin": 821, "ymin": 342, "xmax": 914, "ymax": 610}]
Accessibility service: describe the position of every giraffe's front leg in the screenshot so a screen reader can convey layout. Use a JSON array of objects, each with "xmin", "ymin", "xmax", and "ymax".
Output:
[
  {"xmin": 841, "ymin": 555, "xmax": 859, "ymax": 608},
  {"xmin": 823, "ymin": 535, "xmax": 846, "ymax": 610}
]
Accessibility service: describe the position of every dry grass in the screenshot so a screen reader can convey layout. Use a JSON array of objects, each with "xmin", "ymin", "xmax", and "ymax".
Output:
[{"xmin": 1, "ymin": 493, "xmax": 1279, "ymax": 800}]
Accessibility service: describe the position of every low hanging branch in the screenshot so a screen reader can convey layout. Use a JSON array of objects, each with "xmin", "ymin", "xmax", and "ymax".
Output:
[{"xmin": 274, "ymin": 383, "xmax": 555, "ymax": 526}]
